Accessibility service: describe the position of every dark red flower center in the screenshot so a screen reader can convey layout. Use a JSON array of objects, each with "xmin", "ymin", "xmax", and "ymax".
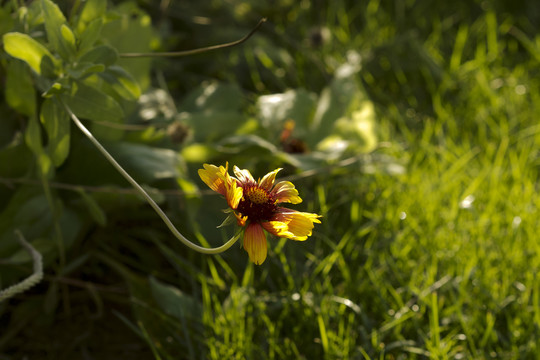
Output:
[{"xmin": 237, "ymin": 186, "xmax": 277, "ymax": 223}]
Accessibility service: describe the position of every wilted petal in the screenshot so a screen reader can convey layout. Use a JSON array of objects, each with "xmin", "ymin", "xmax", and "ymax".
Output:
[
  {"xmin": 243, "ymin": 223, "xmax": 267, "ymax": 265},
  {"xmin": 233, "ymin": 166, "xmax": 256, "ymax": 186},
  {"xmin": 272, "ymin": 181, "xmax": 302, "ymax": 204},
  {"xmin": 235, "ymin": 212, "xmax": 248, "ymax": 227},
  {"xmin": 259, "ymin": 168, "xmax": 282, "ymax": 191}
]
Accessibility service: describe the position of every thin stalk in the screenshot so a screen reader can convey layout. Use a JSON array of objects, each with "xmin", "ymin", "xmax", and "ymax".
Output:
[
  {"xmin": 0, "ymin": 230, "xmax": 43, "ymax": 301},
  {"xmin": 62, "ymin": 102, "xmax": 241, "ymax": 255},
  {"xmin": 120, "ymin": 18, "xmax": 266, "ymax": 58}
]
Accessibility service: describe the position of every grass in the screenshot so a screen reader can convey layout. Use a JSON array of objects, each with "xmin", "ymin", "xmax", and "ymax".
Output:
[
  {"xmin": 191, "ymin": 2, "xmax": 540, "ymax": 358},
  {"xmin": 2, "ymin": 0, "xmax": 540, "ymax": 359}
]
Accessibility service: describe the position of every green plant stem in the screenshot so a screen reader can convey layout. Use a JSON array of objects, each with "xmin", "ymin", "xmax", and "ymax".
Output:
[
  {"xmin": 119, "ymin": 18, "xmax": 266, "ymax": 58},
  {"xmin": 0, "ymin": 230, "xmax": 43, "ymax": 302},
  {"xmin": 62, "ymin": 102, "xmax": 242, "ymax": 255}
]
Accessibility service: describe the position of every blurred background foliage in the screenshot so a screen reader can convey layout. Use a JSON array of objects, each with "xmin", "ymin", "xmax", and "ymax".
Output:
[{"xmin": 1, "ymin": 0, "xmax": 540, "ymax": 359}]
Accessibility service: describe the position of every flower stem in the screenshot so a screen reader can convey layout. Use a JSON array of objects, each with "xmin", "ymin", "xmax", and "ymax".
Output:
[
  {"xmin": 62, "ymin": 102, "xmax": 241, "ymax": 255},
  {"xmin": 0, "ymin": 230, "xmax": 43, "ymax": 302},
  {"xmin": 119, "ymin": 18, "xmax": 266, "ymax": 58}
]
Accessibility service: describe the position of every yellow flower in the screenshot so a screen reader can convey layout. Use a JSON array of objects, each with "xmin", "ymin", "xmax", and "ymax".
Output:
[{"xmin": 198, "ymin": 163, "xmax": 321, "ymax": 265}]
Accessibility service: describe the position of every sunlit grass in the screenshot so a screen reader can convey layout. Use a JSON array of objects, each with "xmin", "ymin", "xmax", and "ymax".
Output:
[
  {"xmin": 2, "ymin": 1, "xmax": 540, "ymax": 359},
  {"xmin": 196, "ymin": 4, "xmax": 540, "ymax": 359}
]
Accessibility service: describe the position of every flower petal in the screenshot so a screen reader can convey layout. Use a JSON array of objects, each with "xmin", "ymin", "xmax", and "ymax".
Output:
[
  {"xmin": 271, "ymin": 181, "xmax": 302, "ymax": 204},
  {"xmin": 258, "ymin": 168, "xmax": 282, "ymax": 191},
  {"xmin": 263, "ymin": 208, "xmax": 321, "ymax": 241},
  {"xmin": 198, "ymin": 163, "xmax": 228, "ymax": 196},
  {"xmin": 243, "ymin": 223, "xmax": 267, "ymax": 265},
  {"xmin": 233, "ymin": 166, "xmax": 256, "ymax": 186},
  {"xmin": 223, "ymin": 171, "xmax": 243, "ymax": 209}
]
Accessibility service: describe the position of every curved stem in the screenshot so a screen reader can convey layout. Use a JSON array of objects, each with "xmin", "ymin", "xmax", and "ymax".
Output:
[
  {"xmin": 0, "ymin": 230, "xmax": 43, "ymax": 302},
  {"xmin": 62, "ymin": 101, "xmax": 241, "ymax": 255},
  {"xmin": 119, "ymin": 18, "xmax": 266, "ymax": 58}
]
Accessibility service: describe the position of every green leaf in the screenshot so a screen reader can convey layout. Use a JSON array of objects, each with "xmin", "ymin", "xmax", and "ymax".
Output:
[
  {"xmin": 332, "ymin": 104, "xmax": 377, "ymax": 153},
  {"xmin": 25, "ymin": 115, "xmax": 43, "ymax": 155},
  {"xmin": 101, "ymin": 5, "xmax": 153, "ymax": 90},
  {"xmin": 5, "ymin": 60, "xmax": 37, "ymax": 116},
  {"xmin": 99, "ymin": 65, "xmax": 141, "ymax": 100},
  {"xmin": 78, "ymin": 45, "xmax": 118, "ymax": 66},
  {"xmin": 77, "ymin": 18, "xmax": 103, "ymax": 54},
  {"xmin": 309, "ymin": 62, "xmax": 360, "ymax": 146},
  {"xmin": 149, "ymin": 276, "xmax": 201, "ymax": 322},
  {"xmin": 60, "ymin": 24, "xmax": 76, "ymax": 49},
  {"xmin": 3, "ymin": 32, "xmax": 58, "ymax": 75},
  {"xmin": 181, "ymin": 144, "xmax": 218, "ymax": 163},
  {"xmin": 42, "ymin": 81, "xmax": 69, "ymax": 97},
  {"xmin": 37, "ymin": 152, "xmax": 53, "ymax": 177},
  {"xmin": 106, "ymin": 142, "xmax": 179, "ymax": 183},
  {"xmin": 180, "ymin": 82, "xmax": 244, "ymax": 112},
  {"xmin": 76, "ymin": 0, "xmax": 107, "ymax": 34},
  {"xmin": 40, "ymin": 98, "xmax": 71, "ymax": 167},
  {"xmin": 41, "ymin": 0, "xmax": 75, "ymax": 60},
  {"xmin": 256, "ymin": 88, "xmax": 317, "ymax": 131},
  {"xmin": 67, "ymin": 62, "xmax": 106, "ymax": 79},
  {"xmin": 182, "ymin": 111, "xmax": 246, "ymax": 143},
  {"xmin": 218, "ymin": 135, "xmax": 301, "ymax": 167},
  {"xmin": 60, "ymin": 81, "xmax": 124, "ymax": 124}
]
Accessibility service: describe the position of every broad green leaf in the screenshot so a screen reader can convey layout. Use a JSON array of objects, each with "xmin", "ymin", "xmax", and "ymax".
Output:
[
  {"xmin": 149, "ymin": 276, "xmax": 201, "ymax": 321},
  {"xmin": 309, "ymin": 62, "xmax": 360, "ymax": 146},
  {"xmin": 41, "ymin": 0, "xmax": 75, "ymax": 60},
  {"xmin": 257, "ymin": 89, "xmax": 317, "ymax": 131},
  {"xmin": 182, "ymin": 111, "xmax": 246, "ymax": 142},
  {"xmin": 219, "ymin": 134, "xmax": 279, "ymax": 154},
  {"xmin": 180, "ymin": 82, "xmax": 244, "ymax": 112},
  {"xmin": 181, "ymin": 144, "xmax": 218, "ymax": 163},
  {"xmin": 67, "ymin": 62, "xmax": 106, "ymax": 79},
  {"xmin": 101, "ymin": 4, "xmax": 153, "ymax": 90},
  {"xmin": 0, "ymin": 191, "xmax": 48, "ymax": 258},
  {"xmin": 5, "ymin": 60, "xmax": 37, "ymax": 116},
  {"xmin": 76, "ymin": 0, "xmax": 107, "ymax": 34},
  {"xmin": 60, "ymin": 81, "xmax": 124, "ymax": 124},
  {"xmin": 217, "ymin": 134, "xmax": 301, "ymax": 167},
  {"xmin": 40, "ymin": 98, "xmax": 71, "ymax": 167},
  {"xmin": 3, "ymin": 32, "xmax": 58, "ymax": 75},
  {"xmin": 106, "ymin": 142, "xmax": 179, "ymax": 183},
  {"xmin": 78, "ymin": 45, "xmax": 118, "ymax": 66},
  {"xmin": 0, "ymin": 188, "xmax": 80, "ymax": 263},
  {"xmin": 332, "ymin": 104, "xmax": 377, "ymax": 153},
  {"xmin": 77, "ymin": 18, "xmax": 103, "ymax": 54},
  {"xmin": 25, "ymin": 115, "xmax": 43, "ymax": 155},
  {"xmin": 99, "ymin": 65, "xmax": 141, "ymax": 100}
]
